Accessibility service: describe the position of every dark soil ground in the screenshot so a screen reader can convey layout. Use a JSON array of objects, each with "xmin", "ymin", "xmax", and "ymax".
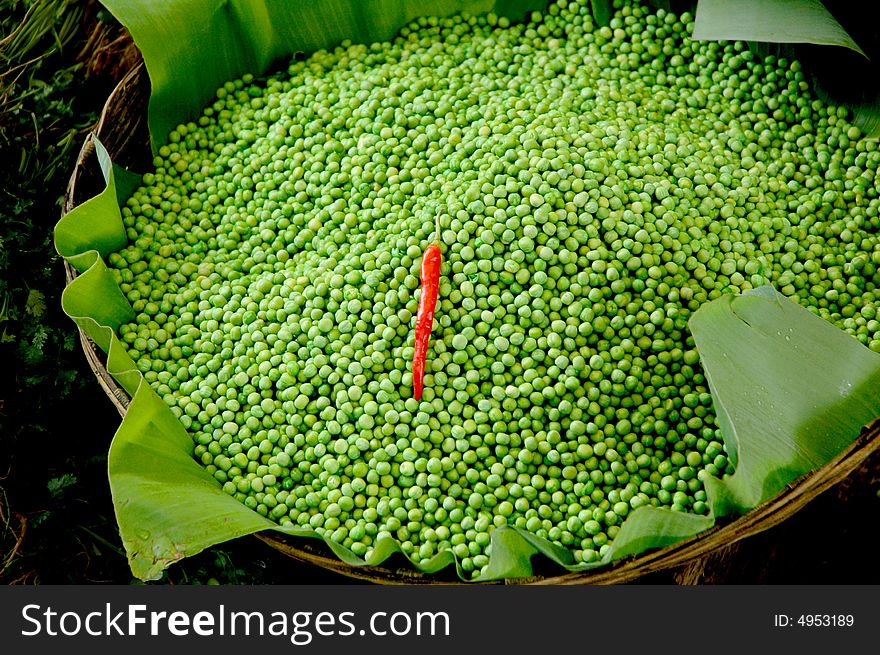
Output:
[{"xmin": 1, "ymin": 0, "xmax": 878, "ymax": 586}]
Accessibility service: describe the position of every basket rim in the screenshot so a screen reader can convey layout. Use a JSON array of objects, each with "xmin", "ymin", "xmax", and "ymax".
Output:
[{"xmin": 62, "ymin": 63, "xmax": 880, "ymax": 585}]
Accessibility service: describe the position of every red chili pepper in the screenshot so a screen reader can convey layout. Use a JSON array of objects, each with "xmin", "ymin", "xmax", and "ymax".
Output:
[{"xmin": 412, "ymin": 213, "xmax": 442, "ymax": 400}]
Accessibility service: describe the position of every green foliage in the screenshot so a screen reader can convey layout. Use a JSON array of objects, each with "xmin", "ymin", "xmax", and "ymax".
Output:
[
  {"xmin": 0, "ymin": 0, "xmax": 97, "ymax": 441},
  {"xmin": 0, "ymin": 0, "xmax": 118, "ymax": 584}
]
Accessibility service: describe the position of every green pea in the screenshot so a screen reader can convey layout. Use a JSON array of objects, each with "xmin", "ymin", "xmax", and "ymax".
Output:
[{"xmin": 109, "ymin": 0, "xmax": 880, "ymax": 581}]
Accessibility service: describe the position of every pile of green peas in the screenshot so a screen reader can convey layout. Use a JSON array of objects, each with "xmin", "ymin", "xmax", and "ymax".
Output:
[{"xmin": 107, "ymin": 0, "xmax": 880, "ymax": 578}]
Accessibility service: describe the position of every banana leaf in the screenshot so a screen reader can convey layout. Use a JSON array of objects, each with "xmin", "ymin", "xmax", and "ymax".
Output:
[
  {"xmin": 692, "ymin": 0, "xmax": 865, "ymax": 56},
  {"xmin": 54, "ymin": 0, "xmax": 880, "ymax": 581},
  {"xmin": 590, "ymin": 0, "xmax": 612, "ymax": 27}
]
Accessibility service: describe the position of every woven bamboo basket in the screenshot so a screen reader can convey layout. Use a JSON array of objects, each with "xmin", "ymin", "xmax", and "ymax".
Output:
[{"xmin": 63, "ymin": 61, "xmax": 880, "ymax": 585}]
